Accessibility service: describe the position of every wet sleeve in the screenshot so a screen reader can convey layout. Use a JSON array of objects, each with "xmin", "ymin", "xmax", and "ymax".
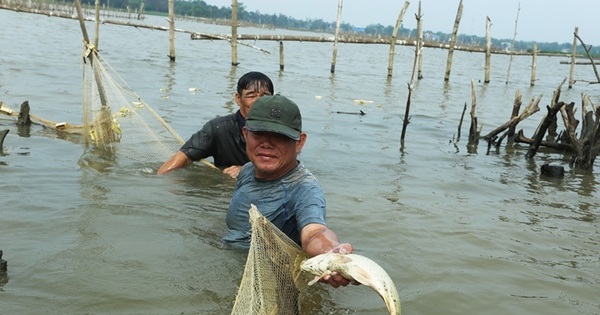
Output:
[{"xmin": 179, "ymin": 122, "xmax": 215, "ymax": 161}]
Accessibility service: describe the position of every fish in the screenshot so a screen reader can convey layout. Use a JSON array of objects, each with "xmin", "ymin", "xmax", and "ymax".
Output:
[{"xmin": 300, "ymin": 253, "xmax": 401, "ymax": 315}]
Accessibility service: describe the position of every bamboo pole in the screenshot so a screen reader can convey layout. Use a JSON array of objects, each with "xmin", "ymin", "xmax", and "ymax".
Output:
[
  {"xmin": 279, "ymin": 41, "xmax": 284, "ymax": 71},
  {"xmin": 484, "ymin": 16, "xmax": 491, "ymax": 83},
  {"xmin": 387, "ymin": 1, "xmax": 410, "ymax": 77},
  {"xmin": 168, "ymin": 0, "xmax": 175, "ymax": 61},
  {"xmin": 444, "ymin": 0, "xmax": 463, "ymax": 82},
  {"xmin": 330, "ymin": 0, "xmax": 343, "ymax": 74},
  {"xmin": 568, "ymin": 27, "xmax": 578, "ymax": 88},
  {"xmin": 505, "ymin": 3, "xmax": 520, "ymax": 85},
  {"xmin": 231, "ymin": 0, "xmax": 239, "ymax": 66},
  {"xmin": 530, "ymin": 42, "xmax": 537, "ymax": 86}
]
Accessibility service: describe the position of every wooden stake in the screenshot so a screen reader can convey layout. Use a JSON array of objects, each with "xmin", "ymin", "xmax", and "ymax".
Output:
[
  {"xmin": 279, "ymin": 41, "xmax": 284, "ymax": 71},
  {"xmin": 387, "ymin": 1, "xmax": 410, "ymax": 77},
  {"xmin": 94, "ymin": 0, "xmax": 100, "ymax": 49},
  {"xmin": 168, "ymin": 0, "xmax": 175, "ymax": 62},
  {"xmin": 444, "ymin": 0, "xmax": 463, "ymax": 82},
  {"xmin": 331, "ymin": 0, "xmax": 343, "ymax": 74},
  {"xmin": 568, "ymin": 27, "xmax": 578, "ymax": 88},
  {"xmin": 484, "ymin": 16, "xmax": 491, "ymax": 83},
  {"xmin": 231, "ymin": 0, "xmax": 239, "ymax": 66},
  {"xmin": 505, "ymin": 3, "xmax": 520, "ymax": 85},
  {"xmin": 416, "ymin": 1, "xmax": 424, "ymax": 80},
  {"xmin": 530, "ymin": 42, "xmax": 537, "ymax": 86}
]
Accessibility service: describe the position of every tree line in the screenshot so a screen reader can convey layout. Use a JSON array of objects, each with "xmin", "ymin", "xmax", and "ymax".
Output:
[{"xmin": 79, "ymin": 0, "xmax": 598, "ymax": 56}]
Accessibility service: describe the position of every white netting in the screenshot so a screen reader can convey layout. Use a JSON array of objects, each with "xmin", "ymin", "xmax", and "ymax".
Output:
[{"xmin": 82, "ymin": 47, "xmax": 183, "ymax": 164}]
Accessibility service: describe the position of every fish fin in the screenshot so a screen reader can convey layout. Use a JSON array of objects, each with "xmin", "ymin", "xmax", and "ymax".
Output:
[
  {"xmin": 307, "ymin": 271, "xmax": 331, "ymax": 286},
  {"xmin": 345, "ymin": 266, "xmax": 372, "ymax": 286}
]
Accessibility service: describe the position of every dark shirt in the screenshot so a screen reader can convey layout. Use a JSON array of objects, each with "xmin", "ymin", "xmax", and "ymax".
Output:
[{"xmin": 180, "ymin": 110, "xmax": 249, "ymax": 167}]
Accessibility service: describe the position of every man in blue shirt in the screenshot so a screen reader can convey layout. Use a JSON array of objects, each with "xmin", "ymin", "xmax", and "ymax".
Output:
[
  {"xmin": 226, "ymin": 95, "xmax": 354, "ymax": 288},
  {"xmin": 157, "ymin": 71, "xmax": 274, "ymax": 178}
]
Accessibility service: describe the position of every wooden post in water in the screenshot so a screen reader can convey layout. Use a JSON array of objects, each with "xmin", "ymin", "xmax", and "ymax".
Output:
[
  {"xmin": 168, "ymin": 0, "xmax": 175, "ymax": 62},
  {"xmin": 231, "ymin": 0, "xmax": 239, "ymax": 66},
  {"xmin": 444, "ymin": 0, "xmax": 463, "ymax": 82},
  {"xmin": 94, "ymin": 0, "xmax": 100, "ymax": 49},
  {"xmin": 330, "ymin": 0, "xmax": 343, "ymax": 74},
  {"xmin": 505, "ymin": 3, "xmax": 520, "ymax": 85},
  {"xmin": 387, "ymin": 1, "xmax": 410, "ymax": 77},
  {"xmin": 530, "ymin": 42, "xmax": 537, "ymax": 86},
  {"xmin": 568, "ymin": 27, "xmax": 578, "ymax": 88},
  {"xmin": 484, "ymin": 16, "xmax": 491, "ymax": 83},
  {"xmin": 74, "ymin": 0, "xmax": 111, "ymax": 145},
  {"xmin": 410, "ymin": 1, "xmax": 422, "ymax": 82},
  {"xmin": 279, "ymin": 41, "xmax": 284, "ymax": 71},
  {"xmin": 416, "ymin": 1, "xmax": 424, "ymax": 80}
]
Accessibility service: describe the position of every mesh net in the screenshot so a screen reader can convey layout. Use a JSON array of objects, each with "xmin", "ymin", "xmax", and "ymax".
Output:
[
  {"xmin": 231, "ymin": 204, "xmax": 313, "ymax": 315},
  {"xmin": 82, "ymin": 47, "xmax": 183, "ymax": 164}
]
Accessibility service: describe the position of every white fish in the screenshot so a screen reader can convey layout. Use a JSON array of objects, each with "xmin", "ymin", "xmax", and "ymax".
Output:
[{"xmin": 300, "ymin": 253, "xmax": 401, "ymax": 315}]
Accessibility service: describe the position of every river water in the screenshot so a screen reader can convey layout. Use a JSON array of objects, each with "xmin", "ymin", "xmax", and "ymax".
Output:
[{"xmin": 1, "ymin": 9, "xmax": 599, "ymax": 315}]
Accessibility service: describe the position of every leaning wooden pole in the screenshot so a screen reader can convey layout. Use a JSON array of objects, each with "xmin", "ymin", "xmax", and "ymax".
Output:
[
  {"xmin": 387, "ymin": 0, "xmax": 410, "ymax": 77},
  {"xmin": 444, "ymin": 0, "xmax": 463, "ymax": 82},
  {"xmin": 484, "ymin": 16, "xmax": 491, "ymax": 83},
  {"xmin": 168, "ymin": 0, "xmax": 176, "ymax": 62},
  {"xmin": 231, "ymin": 0, "xmax": 239, "ymax": 66},
  {"xmin": 505, "ymin": 3, "xmax": 520, "ymax": 85},
  {"xmin": 330, "ymin": 0, "xmax": 343, "ymax": 74},
  {"xmin": 568, "ymin": 27, "xmax": 578, "ymax": 88},
  {"xmin": 74, "ymin": 0, "xmax": 110, "ymax": 145}
]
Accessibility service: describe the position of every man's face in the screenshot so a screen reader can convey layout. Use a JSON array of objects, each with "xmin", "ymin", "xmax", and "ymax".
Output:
[
  {"xmin": 242, "ymin": 129, "xmax": 306, "ymax": 180},
  {"xmin": 235, "ymin": 87, "xmax": 272, "ymax": 118}
]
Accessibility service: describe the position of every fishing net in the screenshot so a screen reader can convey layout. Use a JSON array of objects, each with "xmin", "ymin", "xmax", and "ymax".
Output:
[
  {"xmin": 81, "ymin": 44, "xmax": 183, "ymax": 164},
  {"xmin": 231, "ymin": 204, "xmax": 313, "ymax": 315}
]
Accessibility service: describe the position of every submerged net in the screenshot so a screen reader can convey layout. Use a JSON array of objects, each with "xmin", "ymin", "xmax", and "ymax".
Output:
[
  {"xmin": 232, "ymin": 204, "xmax": 313, "ymax": 315},
  {"xmin": 81, "ymin": 46, "xmax": 183, "ymax": 164}
]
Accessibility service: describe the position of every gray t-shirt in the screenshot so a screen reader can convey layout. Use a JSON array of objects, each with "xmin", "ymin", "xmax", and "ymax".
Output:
[{"xmin": 224, "ymin": 161, "xmax": 327, "ymax": 249}]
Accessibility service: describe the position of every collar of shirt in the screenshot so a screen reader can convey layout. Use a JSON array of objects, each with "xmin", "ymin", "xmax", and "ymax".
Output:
[{"xmin": 235, "ymin": 110, "xmax": 245, "ymax": 133}]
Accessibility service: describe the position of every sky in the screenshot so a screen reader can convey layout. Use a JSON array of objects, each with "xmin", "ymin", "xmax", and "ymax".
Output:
[{"xmin": 205, "ymin": 0, "xmax": 599, "ymax": 46}]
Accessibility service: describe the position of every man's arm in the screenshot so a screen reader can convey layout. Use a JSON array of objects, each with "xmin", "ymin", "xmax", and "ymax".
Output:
[
  {"xmin": 157, "ymin": 151, "xmax": 192, "ymax": 174},
  {"xmin": 301, "ymin": 223, "xmax": 354, "ymax": 288}
]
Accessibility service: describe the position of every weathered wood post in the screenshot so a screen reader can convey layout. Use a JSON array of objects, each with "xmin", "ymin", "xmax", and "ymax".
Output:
[
  {"xmin": 444, "ymin": 0, "xmax": 463, "ymax": 82},
  {"xmin": 94, "ymin": 0, "xmax": 100, "ymax": 49},
  {"xmin": 484, "ymin": 16, "xmax": 491, "ymax": 83},
  {"xmin": 416, "ymin": 0, "xmax": 423, "ymax": 80},
  {"xmin": 387, "ymin": 1, "xmax": 410, "ymax": 77},
  {"xmin": 530, "ymin": 42, "xmax": 537, "ymax": 86},
  {"xmin": 568, "ymin": 27, "xmax": 578, "ymax": 88},
  {"xmin": 505, "ymin": 3, "xmax": 520, "ymax": 85},
  {"xmin": 231, "ymin": 0, "xmax": 239, "ymax": 66},
  {"xmin": 410, "ymin": 1, "xmax": 422, "ymax": 82},
  {"xmin": 168, "ymin": 0, "xmax": 175, "ymax": 62},
  {"xmin": 330, "ymin": 0, "xmax": 343, "ymax": 74},
  {"xmin": 279, "ymin": 41, "xmax": 284, "ymax": 71}
]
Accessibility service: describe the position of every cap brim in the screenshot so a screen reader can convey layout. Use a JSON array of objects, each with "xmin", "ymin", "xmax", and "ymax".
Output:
[{"xmin": 246, "ymin": 121, "xmax": 300, "ymax": 140}]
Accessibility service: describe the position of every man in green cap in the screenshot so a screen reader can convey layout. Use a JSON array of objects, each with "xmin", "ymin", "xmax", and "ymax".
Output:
[{"xmin": 225, "ymin": 95, "xmax": 354, "ymax": 288}]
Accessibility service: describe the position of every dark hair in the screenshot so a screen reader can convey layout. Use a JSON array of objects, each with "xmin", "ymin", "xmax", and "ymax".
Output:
[{"xmin": 236, "ymin": 71, "xmax": 274, "ymax": 95}]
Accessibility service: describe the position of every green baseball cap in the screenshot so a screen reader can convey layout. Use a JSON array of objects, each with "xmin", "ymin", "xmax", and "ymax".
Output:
[{"xmin": 245, "ymin": 95, "xmax": 302, "ymax": 140}]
